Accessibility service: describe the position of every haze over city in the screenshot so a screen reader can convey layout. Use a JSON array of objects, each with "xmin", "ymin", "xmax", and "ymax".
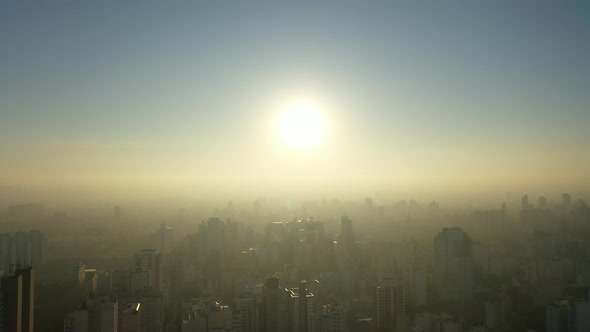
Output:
[{"xmin": 0, "ymin": 1, "xmax": 589, "ymax": 332}]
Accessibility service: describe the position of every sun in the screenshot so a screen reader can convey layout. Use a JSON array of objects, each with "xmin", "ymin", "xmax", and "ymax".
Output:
[{"xmin": 276, "ymin": 101, "xmax": 326, "ymax": 149}]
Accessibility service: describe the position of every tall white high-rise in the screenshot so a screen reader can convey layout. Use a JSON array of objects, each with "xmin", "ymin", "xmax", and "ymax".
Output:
[{"xmin": 433, "ymin": 227, "xmax": 473, "ymax": 302}]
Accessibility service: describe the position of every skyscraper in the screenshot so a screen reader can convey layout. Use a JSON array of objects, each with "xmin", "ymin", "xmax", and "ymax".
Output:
[
  {"xmin": 65, "ymin": 295, "xmax": 118, "ymax": 332},
  {"xmin": 546, "ymin": 294, "xmax": 590, "ymax": 332},
  {"xmin": 315, "ymin": 303, "xmax": 348, "ymax": 332},
  {"xmin": 262, "ymin": 276, "xmax": 285, "ymax": 332},
  {"xmin": 13, "ymin": 232, "xmax": 30, "ymax": 267},
  {"xmin": 0, "ymin": 267, "xmax": 35, "ymax": 332},
  {"xmin": 286, "ymin": 280, "xmax": 314, "ymax": 332},
  {"xmin": 0, "ymin": 292, "xmax": 5, "ymax": 332},
  {"xmin": 409, "ymin": 267, "xmax": 428, "ymax": 307},
  {"xmin": 134, "ymin": 250, "xmax": 161, "ymax": 291},
  {"xmin": 119, "ymin": 303, "xmax": 141, "ymax": 332},
  {"xmin": 0, "ymin": 234, "xmax": 11, "ymax": 273},
  {"xmin": 373, "ymin": 277, "xmax": 406, "ymax": 332},
  {"xmin": 129, "ymin": 268, "xmax": 150, "ymax": 293},
  {"xmin": 433, "ymin": 227, "xmax": 473, "ymax": 302},
  {"xmin": 340, "ymin": 216, "xmax": 353, "ymax": 241},
  {"xmin": 153, "ymin": 224, "xmax": 173, "ymax": 257},
  {"xmin": 521, "ymin": 194, "xmax": 529, "ymax": 211},
  {"xmin": 28, "ymin": 230, "xmax": 46, "ymax": 267},
  {"xmin": 16, "ymin": 267, "xmax": 34, "ymax": 332},
  {"xmin": 546, "ymin": 300, "xmax": 573, "ymax": 332},
  {"xmin": 0, "ymin": 267, "xmax": 34, "ymax": 332},
  {"xmin": 563, "ymin": 193, "xmax": 572, "ymax": 208},
  {"xmin": 0, "ymin": 272, "xmax": 22, "ymax": 332}
]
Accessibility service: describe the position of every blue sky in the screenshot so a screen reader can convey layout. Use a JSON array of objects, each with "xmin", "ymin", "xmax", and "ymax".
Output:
[{"xmin": 1, "ymin": 1, "xmax": 589, "ymax": 190}]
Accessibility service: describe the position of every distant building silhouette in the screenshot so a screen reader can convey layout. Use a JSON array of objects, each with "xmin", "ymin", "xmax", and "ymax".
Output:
[
  {"xmin": 545, "ymin": 294, "xmax": 590, "ymax": 332},
  {"xmin": 129, "ymin": 268, "xmax": 150, "ymax": 293},
  {"xmin": 414, "ymin": 312, "xmax": 462, "ymax": 332},
  {"xmin": 17, "ymin": 267, "xmax": 34, "ymax": 332},
  {"xmin": 538, "ymin": 196, "xmax": 548, "ymax": 209},
  {"xmin": 135, "ymin": 249, "xmax": 161, "ymax": 291},
  {"xmin": 373, "ymin": 277, "xmax": 406, "ymax": 332},
  {"xmin": 341, "ymin": 216, "xmax": 353, "ymax": 236},
  {"xmin": 521, "ymin": 195, "xmax": 530, "ymax": 211},
  {"xmin": 119, "ymin": 302, "xmax": 141, "ymax": 332},
  {"xmin": 339, "ymin": 216, "xmax": 354, "ymax": 247},
  {"xmin": 153, "ymin": 224, "xmax": 173, "ymax": 266},
  {"xmin": 262, "ymin": 276, "xmax": 284, "ymax": 332},
  {"xmin": 71, "ymin": 263, "xmax": 86, "ymax": 285},
  {"xmin": 563, "ymin": 193, "xmax": 572, "ymax": 208},
  {"xmin": 314, "ymin": 303, "xmax": 348, "ymax": 332},
  {"xmin": 64, "ymin": 295, "xmax": 118, "ymax": 332},
  {"xmin": 0, "ymin": 231, "xmax": 47, "ymax": 273},
  {"xmin": 434, "ymin": 227, "xmax": 473, "ymax": 302},
  {"xmin": 486, "ymin": 300, "xmax": 507, "ymax": 332},
  {"xmin": 286, "ymin": 280, "xmax": 314, "ymax": 332},
  {"xmin": 409, "ymin": 267, "xmax": 428, "ymax": 307}
]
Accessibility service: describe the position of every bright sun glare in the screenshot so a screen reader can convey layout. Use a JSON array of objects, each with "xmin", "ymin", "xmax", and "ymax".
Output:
[{"xmin": 276, "ymin": 101, "xmax": 326, "ymax": 149}]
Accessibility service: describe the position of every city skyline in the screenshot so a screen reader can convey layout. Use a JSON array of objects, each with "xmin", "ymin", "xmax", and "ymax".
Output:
[{"xmin": 1, "ymin": 3, "xmax": 590, "ymax": 330}]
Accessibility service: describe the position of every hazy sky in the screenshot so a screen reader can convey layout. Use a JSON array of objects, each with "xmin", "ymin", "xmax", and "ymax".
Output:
[{"xmin": 1, "ymin": 1, "xmax": 589, "ymax": 193}]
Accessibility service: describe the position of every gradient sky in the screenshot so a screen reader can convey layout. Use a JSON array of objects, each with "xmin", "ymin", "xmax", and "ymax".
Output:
[{"xmin": 1, "ymin": 1, "xmax": 589, "ymax": 193}]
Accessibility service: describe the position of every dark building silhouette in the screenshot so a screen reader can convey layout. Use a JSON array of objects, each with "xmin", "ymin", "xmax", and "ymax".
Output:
[
  {"xmin": 341, "ymin": 216, "xmax": 353, "ymax": 236},
  {"xmin": 521, "ymin": 195, "xmax": 529, "ymax": 211},
  {"xmin": 1, "ymin": 267, "xmax": 34, "ymax": 332},
  {"xmin": 0, "ymin": 291, "xmax": 5, "ymax": 331},
  {"xmin": 538, "ymin": 196, "xmax": 548, "ymax": 209},
  {"xmin": 0, "ymin": 272, "xmax": 22, "ymax": 332},
  {"xmin": 28, "ymin": 230, "xmax": 46, "ymax": 267},
  {"xmin": 262, "ymin": 276, "xmax": 285, "ymax": 332},
  {"xmin": 373, "ymin": 278, "xmax": 406, "ymax": 332},
  {"xmin": 16, "ymin": 267, "xmax": 34, "ymax": 332},
  {"xmin": 285, "ymin": 280, "xmax": 314, "ymax": 332},
  {"xmin": 563, "ymin": 193, "xmax": 572, "ymax": 207},
  {"xmin": 434, "ymin": 228, "xmax": 473, "ymax": 302},
  {"xmin": 339, "ymin": 216, "xmax": 354, "ymax": 249}
]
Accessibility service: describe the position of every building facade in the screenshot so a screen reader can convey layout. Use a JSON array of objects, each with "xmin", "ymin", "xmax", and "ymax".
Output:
[{"xmin": 433, "ymin": 228, "xmax": 473, "ymax": 303}]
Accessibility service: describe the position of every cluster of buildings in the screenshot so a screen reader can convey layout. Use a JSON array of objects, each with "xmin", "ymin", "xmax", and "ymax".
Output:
[
  {"xmin": 176, "ymin": 213, "xmax": 478, "ymax": 332},
  {"xmin": 179, "ymin": 277, "xmax": 346, "ymax": 332},
  {"xmin": 174, "ymin": 193, "xmax": 590, "ymax": 331},
  {"xmin": 64, "ymin": 225, "xmax": 173, "ymax": 332},
  {"xmin": 0, "ymin": 230, "xmax": 47, "ymax": 276},
  {"xmin": 11, "ymin": 192, "xmax": 590, "ymax": 332}
]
